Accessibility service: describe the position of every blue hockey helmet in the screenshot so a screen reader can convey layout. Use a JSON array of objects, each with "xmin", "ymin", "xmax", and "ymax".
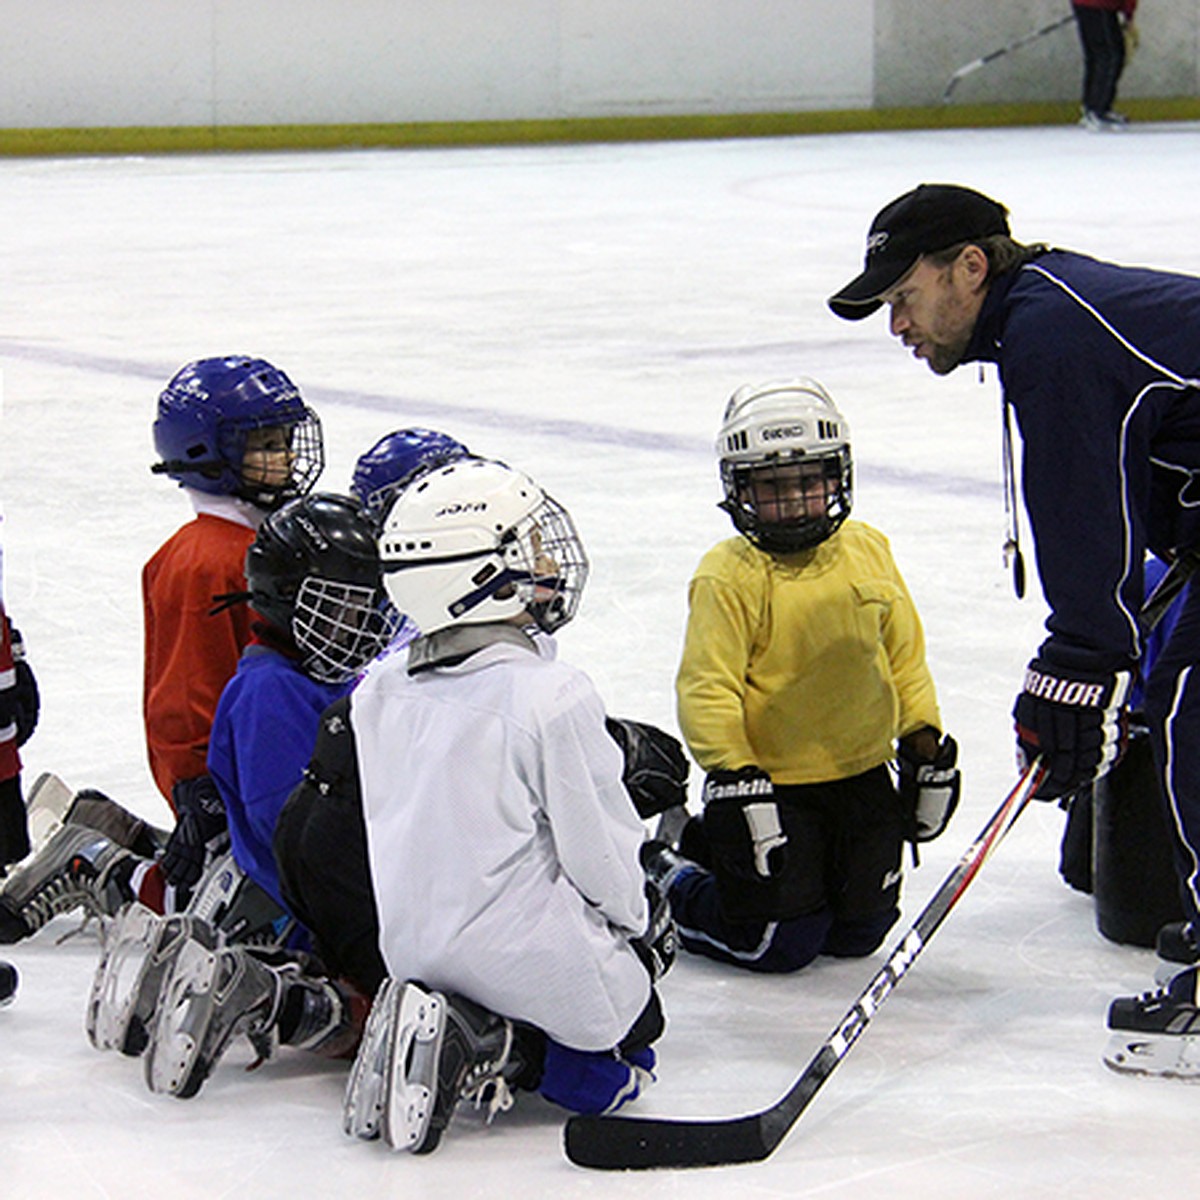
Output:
[
  {"xmin": 350, "ymin": 427, "xmax": 471, "ymax": 529},
  {"xmin": 151, "ymin": 356, "xmax": 324, "ymax": 510}
]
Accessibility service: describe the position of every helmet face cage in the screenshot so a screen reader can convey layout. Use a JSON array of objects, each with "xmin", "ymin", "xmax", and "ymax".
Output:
[
  {"xmin": 721, "ymin": 450, "xmax": 852, "ymax": 553},
  {"xmin": 716, "ymin": 379, "xmax": 853, "ymax": 553},
  {"xmin": 496, "ymin": 494, "xmax": 589, "ymax": 634},
  {"xmin": 246, "ymin": 493, "xmax": 395, "ymax": 675},
  {"xmin": 293, "ymin": 576, "xmax": 401, "ymax": 683},
  {"xmin": 222, "ymin": 409, "xmax": 324, "ymax": 511}
]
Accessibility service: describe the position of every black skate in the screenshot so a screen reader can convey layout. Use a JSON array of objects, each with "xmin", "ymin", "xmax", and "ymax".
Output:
[
  {"xmin": 1104, "ymin": 965, "xmax": 1200, "ymax": 1079},
  {"xmin": 0, "ymin": 824, "xmax": 133, "ymax": 943},
  {"xmin": 344, "ymin": 979, "xmax": 527, "ymax": 1153},
  {"xmin": 1157, "ymin": 921, "xmax": 1200, "ymax": 965}
]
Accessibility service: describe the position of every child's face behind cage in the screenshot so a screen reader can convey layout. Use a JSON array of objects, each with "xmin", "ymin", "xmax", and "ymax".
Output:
[
  {"xmin": 745, "ymin": 461, "xmax": 836, "ymax": 524},
  {"xmin": 241, "ymin": 425, "xmax": 294, "ymax": 492}
]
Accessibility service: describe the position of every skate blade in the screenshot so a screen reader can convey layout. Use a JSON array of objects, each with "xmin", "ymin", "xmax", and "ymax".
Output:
[
  {"xmin": 1103, "ymin": 1030, "xmax": 1200, "ymax": 1080},
  {"xmin": 143, "ymin": 937, "xmax": 218, "ymax": 1096},
  {"xmin": 343, "ymin": 977, "xmax": 404, "ymax": 1140},
  {"xmin": 384, "ymin": 984, "xmax": 445, "ymax": 1153},
  {"xmin": 86, "ymin": 903, "xmax": 162, "ymax": 1051}
]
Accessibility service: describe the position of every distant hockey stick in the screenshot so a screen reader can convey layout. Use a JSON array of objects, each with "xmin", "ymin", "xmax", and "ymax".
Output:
[
  {"xmin": 563, "ymin": 759, "xmax": 1047, "ymax": 1170},
  {"xmin": 942, "ymin": 13, "xmax": 1076, "ymax": 103},
  {"xmin": 1139, "ymin": 549, "xmax": 1200, "ymax": 637}
]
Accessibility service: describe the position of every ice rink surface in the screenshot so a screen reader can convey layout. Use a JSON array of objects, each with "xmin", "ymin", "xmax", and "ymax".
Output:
[{"xmin": 2, "ymin": 120, "xmax": 1200, "ymax": 1197}]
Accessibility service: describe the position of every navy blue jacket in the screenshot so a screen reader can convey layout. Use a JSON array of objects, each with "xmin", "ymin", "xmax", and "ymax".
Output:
[{"xmin": 965, "ymin": 249, "xmax": 1200, "ymax": 670}]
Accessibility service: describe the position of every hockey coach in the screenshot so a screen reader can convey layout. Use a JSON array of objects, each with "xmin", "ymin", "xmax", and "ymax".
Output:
[{"xmin": 826, "ymin": 182, "xmax": 1200, "ymax": 965}]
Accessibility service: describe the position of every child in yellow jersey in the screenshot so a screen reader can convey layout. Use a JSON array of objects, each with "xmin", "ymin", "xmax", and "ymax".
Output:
[{"xmin": 645, "ymin": 379, "xmax": 960, "ymax": 973}]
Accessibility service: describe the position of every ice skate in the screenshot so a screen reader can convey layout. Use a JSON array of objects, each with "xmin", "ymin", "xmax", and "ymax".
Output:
[
  {"xmin": 1104, "ymin": 966, "xmax": 1200, "ymax": 1080},
  {"xmin": 1156, "ymin": 921, "xmax": 1200, "ymax": 965},
  {"xmin": 640, "ymin": 838, "xmax": 699, "ymax": 895},
  {"xmin": 145, "ymin": 939, "xmax": 282, "ymax": 1098},
  {"xmin": 145, "ymin": 939, "xmax": 347, "ymax": 1099},
  {"xmin": 65, "ymin": 788, "xmax": 166, "ymax": 858},
  {"xmin": 0, "ymin": 824, "xmax": 134, "ymax": 943},
  {"xmin": 383, "ymin": 983, "xmax": 524, "ymax": 1154},
  {"xmin": 343, "ymin": 976, "xmax": 404, "ymax": 1140},
  {"xmin": 343, "ymin": 978, "xmax": 409, "ymax": 1140},
  {"xmin": 185, "ymin": 851, "xmax": 296, "ymax": 950},
  {"xmin": 86, "ymin": 905, "xmax": 217, "ymax": 1056},
  {"xmin": 9, "ymin": 773, "xmax": 75, "ymax": 879}
]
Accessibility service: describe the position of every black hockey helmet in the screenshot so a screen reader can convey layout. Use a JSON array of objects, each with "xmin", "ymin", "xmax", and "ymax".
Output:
[{"xmin": 245, "ymin": 492, "xmax": 399, "ymax": 681}]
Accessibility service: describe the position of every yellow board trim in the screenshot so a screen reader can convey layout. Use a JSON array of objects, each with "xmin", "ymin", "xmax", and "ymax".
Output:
[{"xmin": 0, "ymin": 99, "xmax": 1197, "ymax": 157}]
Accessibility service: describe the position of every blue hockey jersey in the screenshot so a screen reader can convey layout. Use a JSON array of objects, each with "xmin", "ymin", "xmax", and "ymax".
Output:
[{"xmin": 208, "ymin": 646, "xmax": 352, "ymax": 910}]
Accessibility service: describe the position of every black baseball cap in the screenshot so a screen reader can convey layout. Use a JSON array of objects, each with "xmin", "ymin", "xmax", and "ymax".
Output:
[{"xmin": 827, "ymin": 183, "xmax": 1010, "ymax": 320}]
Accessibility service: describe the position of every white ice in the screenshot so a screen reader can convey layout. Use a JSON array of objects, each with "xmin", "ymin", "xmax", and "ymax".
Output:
[{"xmin": 3, "ymin": 123, "xmax": 1200, "ymax": 1198}]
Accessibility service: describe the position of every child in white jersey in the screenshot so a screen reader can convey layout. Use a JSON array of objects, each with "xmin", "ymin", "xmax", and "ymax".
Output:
[{"xmin": 341, "ymin": 458, "xmax": 666, "ymax": 1154}]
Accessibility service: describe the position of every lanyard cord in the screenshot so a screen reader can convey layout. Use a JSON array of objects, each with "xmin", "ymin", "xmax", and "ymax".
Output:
[{"xmin": 1001, "ymin": 397, "xmax": 1027, "ymax": 599}]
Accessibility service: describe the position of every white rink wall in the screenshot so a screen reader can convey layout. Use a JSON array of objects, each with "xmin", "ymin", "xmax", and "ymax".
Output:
[{"xmin": 0, "ymin": 0, "xmax": 1196, "ymax": 130}]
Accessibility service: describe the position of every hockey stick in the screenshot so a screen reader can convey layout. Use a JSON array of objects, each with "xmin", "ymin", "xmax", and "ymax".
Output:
[
  {"xmin": 563, "ymin": 759, "xmax": 1046, "ymax": 1170},
  {"xmin": 942, "ymin": 14, "xmax": 1076, "ymax": 103}
]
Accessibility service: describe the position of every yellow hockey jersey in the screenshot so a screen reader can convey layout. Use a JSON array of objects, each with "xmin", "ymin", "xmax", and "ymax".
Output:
[{"xmin": 676, "ymin": 521, "xmax": 941, "ymax": 785}]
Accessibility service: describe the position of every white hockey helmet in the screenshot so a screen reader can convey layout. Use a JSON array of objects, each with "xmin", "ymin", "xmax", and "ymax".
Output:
[
  {"xmin": 717, "ymin": 378, "xmax": 853, "ymax": 552},
  {"xmin": 379, "ymin": 458, "xmax": 589, "ymax": 635}
]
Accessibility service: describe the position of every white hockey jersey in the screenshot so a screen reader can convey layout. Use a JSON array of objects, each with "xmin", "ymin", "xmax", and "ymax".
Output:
[{"xmin": 352, "ymin": 633, "xmax": 651, "ymax": 1051}]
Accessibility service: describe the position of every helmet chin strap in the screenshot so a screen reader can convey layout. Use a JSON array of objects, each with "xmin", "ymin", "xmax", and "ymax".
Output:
[{"xmin": 449, "ymin": 566, "xmax": 538, "ymax": 622}]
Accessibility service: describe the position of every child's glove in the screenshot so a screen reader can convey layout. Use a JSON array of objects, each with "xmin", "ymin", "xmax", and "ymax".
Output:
[
  {"xmin": 605, "ymin": 716, "xmax": 689, "ymax": 819},
  {"xmin": 897, "ymin": 732, "xmax": 960, "ymax": 843},
  {"xmin": 161, "ymin": 775, "xmax": 229, "ymax": 889},
  {"xmin": 0, "ymin": 622, "xmax": 39, "ymax": 748},
  {"xmin": 702, "ymin": 766, "xmax": 786, "ymax": 881}
]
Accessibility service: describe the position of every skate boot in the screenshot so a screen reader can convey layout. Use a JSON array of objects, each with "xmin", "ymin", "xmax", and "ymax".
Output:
[
  {"xmin": 640, "ymin": 839, "xmax": 699, "ymax": 895},
  {"xmin": 66, "ymin": 789, "xmax": 167, "ymax": 859},
  {"xmin": 1104, "ymin": 965, "xmax": 1200, "ymax": 1079},
  {"xmin": 145, "ymin": 940, "xmax": 350, "ymax": 1099},
  {"xmin": 1156, "ymin": 921, "xmax": 1200, "ymax": 966},
  {"xmin": 344, "ymin": 980, "xmax": 534, "ymax": 1153},
  {"xmin": 0, "ymin": 824, "xmax": 135, "ymax": 943},
  {"xmin": 185, "ymin": 851, "xmax": 297, "ymax": 950},
  {"xmin": 86, "ymin": 904, "xmax": 218, "ymax": 1056}
]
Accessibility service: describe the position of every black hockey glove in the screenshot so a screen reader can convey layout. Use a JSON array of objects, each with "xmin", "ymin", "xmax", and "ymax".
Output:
[
  {"xmin": 0, "ymin": 623, "xmax": 39, "ymax": 748},
  {"xmin": 701, "ymin": 766, "xmax": 787, "ymax": 882},
  {"xmin": 0, "ymin": 775, "xmax": 30, "ymax": 868},
  {"xmin": 1013, "ymin": 649, "xmax": 1131, "ymax": 801},
  {"xmin": 897, "ymin": 732, "xmax": 960, "ymax": 844},
  {"xmin": 605, "ymin": 716, "xmax": 690, "ymax": 820},
  {"xmin": 161, "ymin": 774, "xmax": 230, "ymax": 890}
]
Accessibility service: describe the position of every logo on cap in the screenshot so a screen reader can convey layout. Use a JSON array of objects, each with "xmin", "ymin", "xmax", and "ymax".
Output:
[{"xmin": 866, "ymin": 231, "xmax": 889, "ymax": 257}]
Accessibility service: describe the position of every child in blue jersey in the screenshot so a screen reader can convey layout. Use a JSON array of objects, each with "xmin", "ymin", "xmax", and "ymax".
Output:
[{"xmin": 207, "ymin": 492, "xmax": 400, "ymax": 919}]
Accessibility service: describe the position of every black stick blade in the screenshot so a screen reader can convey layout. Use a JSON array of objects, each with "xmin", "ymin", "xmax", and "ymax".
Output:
[{"xmin": 564, "ymin": 1111, "xmax": 771, "ymax": 1170}]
